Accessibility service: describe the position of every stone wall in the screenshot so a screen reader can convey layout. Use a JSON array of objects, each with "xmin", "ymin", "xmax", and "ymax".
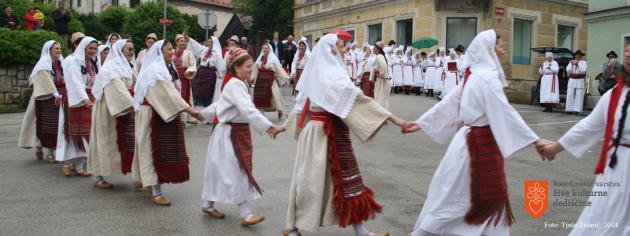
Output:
[{"xmin": 0, "ymin": 64, "xmax": 33, "ymax": 112}]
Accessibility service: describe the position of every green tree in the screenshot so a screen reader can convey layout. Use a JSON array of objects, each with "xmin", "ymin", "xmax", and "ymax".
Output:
[
  {"xmin": 232, "ymin": 0, "xmax": 294, "ymax": 38},
  {"xmin": 99, "ymin": 5, "xmax": 128, "ymax": 36},
  {"xmin": 123, "ymin": 1, "xmax": 186, "ymax": 50},
  {"xmin": 0, "ymin": 28, "xmax": 68, "ymax": 65},
  {"xmin": 77, "ymin": 13, "xmax": 107, "ymax": 40}
]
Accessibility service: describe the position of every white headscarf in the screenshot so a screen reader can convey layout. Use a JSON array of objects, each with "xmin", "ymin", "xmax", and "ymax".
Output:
[
  {"xmin": 63, "ymin": 36, "xmax": 98, "ymax": 107},
  {"xmin": 449, "ymin": 48, "xmax": 457, "ymax": 59},
  {"xmin": 133, "ymin": 40, "xmax": 172, "ymax": 110},
  {"xmin": 294, "ymin": 34, "xmax": 358, "ymax": 118},
  {"xmin": 93, "ymin": 39, "xmax": 134, "ymax": 101},
  {"xmin": 293, "ymin": 37, "xmax": 311, "ymax": 59},
  {"xmin": 460, "ymin": 29, "xmax": 507, "ymax": 87},
  {"xmin": 255, "ymin": 43, "xmax": 282, "ymax": 68},
  {"xmin": 97, "ymin": 45, "xmax": 110, "ymax": 67},
  {"xmin": 67, "ymin": 36, "xmax": 97, "ymax": 68},
  {"xmin": 29, "ymin": 40, "xmax": 64, "ymax": 85},
  {"xmin": 106, "ymin": 33, "xmax": 121, "ymax": 47},
  {"xmin": 545, "ymin": 51, "xmax": 553, "ymax": 58}
]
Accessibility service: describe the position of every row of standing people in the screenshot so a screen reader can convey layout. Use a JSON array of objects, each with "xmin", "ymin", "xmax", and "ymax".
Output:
[
  {"xmin": 346, "ymin": 44, "xmax": 466, "ymax": 99},
  {"xmin": 539, "ymin": 51, "xmax": 588, "ymax": 114}
]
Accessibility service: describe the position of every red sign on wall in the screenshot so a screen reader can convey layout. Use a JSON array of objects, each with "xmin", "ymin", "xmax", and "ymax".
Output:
[
  {"xmin": 159, "ymin": 19, "xmax": 173, "ymax": 25},
  {"xmin": 495, "ymin": 6, "xmax": 505, "ymax": 16}
]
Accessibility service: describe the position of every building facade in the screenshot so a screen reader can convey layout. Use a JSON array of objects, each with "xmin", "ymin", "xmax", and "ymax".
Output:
[
  {"xmin": 585, "ymin": 0, "xmax": 630, "ymax": 98},
  {"xmin": 293, "ymin": 0, "xmax": 588, "ymax": 103},
  {"xmin": 66, "ymin": 0, "xmax": 234, "ymax": 37}
]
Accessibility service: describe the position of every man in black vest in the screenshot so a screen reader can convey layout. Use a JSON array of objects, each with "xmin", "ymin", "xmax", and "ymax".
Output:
[{"xmin": 270, "ymin": 31, "xmax": 284, "ymax": 66}]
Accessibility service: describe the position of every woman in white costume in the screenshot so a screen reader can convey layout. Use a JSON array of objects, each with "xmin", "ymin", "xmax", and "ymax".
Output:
[
  {"xmin": 423, "ymin": 52, "xmax": 437, "ymax": 97},
  {"xmin": 290, "ymin": 38, "xmax": 311, "ymax": 96},
  {"xmin": 199, "ymin": 48, "xmax": 285, "ymax": 225},
  {"xmin": 88, "ymin": 39, "xmax": 136, "ymax": 189},
  {"xmin": 412, "ymin": 53, "xmax": 423, "ymax": 95},
  {"xmin": 402, "ymin": 48, "xmax": 415, "ymax": 95},
  {"xmin": 541, "ymin": 43, "xmax": 630, "ymax": 236},
  {"xmin": 250, "ymin": 43, "xmax": 290, "ymax": 120},
  {"xmin": 392, "ymin": 46, "xmax": 404, "ymax": 94},
  {"xmin": 403, "ymin": 30, "xmax": 548, "ymax": 236},
  {"xmin": 538, "ymin": 52, "xmax": 560, "ymax": 112},
  {"xmin": 19, "ymin": 40, "xmax": 65, "ymax": 163},
  {"xmin": 282, "ymin": 33, "xmax": 406, "ymax": 236},
  {"xmin": 57, "ymin": 36, "xmax": 99, "ymax": 178}
]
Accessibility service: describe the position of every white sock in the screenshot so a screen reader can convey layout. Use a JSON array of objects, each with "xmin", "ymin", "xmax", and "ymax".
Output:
[
  {"xmin": 36, "ymin": 146, "xmax": 42, "ymax": 152},
  {"xmin": 93, "ymin": 176, "xmax": 104, "ymax": 182},
  {"xmin": 47, "ymin": 148, "xmax": 55, "ymax": 156},
  {"xmin": 202, "ymin": 201, "xmax": 214, "ymax": 209},
  {"xmin": 353, "ymin": 223, "xmax": 368, "ymax": 236},
  {"xmin": 75, "ymin": 157, "xmax": 86, "ymax": 171},
  {"xmin": 152, "ymin": 184, "xmax": 162, "ymax": 196},
  {"xmin": 238, "ymin": 201, "xmax": 252, "ymax": 218},
  {"xmin": 63, "ymin": 160, "xmax": 74, "ymax": 167},
  {"xmin": 286, "ymin": 228, "xmax": 299, "ymax": 236}
]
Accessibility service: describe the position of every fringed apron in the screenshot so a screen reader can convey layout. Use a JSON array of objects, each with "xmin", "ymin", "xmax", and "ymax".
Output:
[
  {"xmin": 298, "ymin": 99, "xmax": 383, "ymax": 228},
  {"xmin": 253, "ymin": 67, "xmax": 275, "ymax": 111}
]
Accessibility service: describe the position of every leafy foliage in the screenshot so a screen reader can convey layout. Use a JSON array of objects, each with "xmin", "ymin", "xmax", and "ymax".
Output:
[
  {"xmin": 77, "ymin": 13, "xmax": 106, "ymax": 40},
  {"xmin": 123, "ymin": 1, "xmax": 186, "ymax": 50},
  {"xmin": 232, "ymin": 0, "xmax": 294, "ymax": 38},
  {"xmin": 99, "ymin": 5, "xmax": 128, "ymax": 36},
  {"xmin": 0, "ymin": 28, "xmax": 68, "ymax": 65}
]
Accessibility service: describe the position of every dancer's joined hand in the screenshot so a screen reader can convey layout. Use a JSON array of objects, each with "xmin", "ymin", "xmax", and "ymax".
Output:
[
  {"xmin": 267, "ymin": 125, "xmax": 286, "ymax": 139},
  {"xmin": 401, "ymin": 121, "xmax": 421, "ymax": 134}
]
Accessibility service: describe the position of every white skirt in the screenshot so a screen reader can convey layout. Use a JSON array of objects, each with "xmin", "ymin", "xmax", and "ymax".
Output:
[
  {"xmin": 202, "ymin": 123, "xmax": 261, "ymax": 204},
  {"xmin": 403, "ymin": 65, "xmax": 414, "ymax": 86},
  {"xmin": 569, "ymin": 147, "xmax": 630, "ymax": 236},
  {"xmin": 55, "ymin": 105, "xmax": 88, "ymax": 162},
  {"xmin": 411, "ymin": 127, "xmax": 510, "ymax": 236},
  {"xmin": 393, "ymin": 65, "xmax": 404, "ymax": 86},
  {"xmin": 539, "ymin": 74, "xmax": 560, "ymax": 103}
]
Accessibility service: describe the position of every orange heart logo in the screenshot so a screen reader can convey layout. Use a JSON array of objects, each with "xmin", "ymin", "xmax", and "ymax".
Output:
[{"xmin": 524, "ymin": 180, "xmax": 548, "ymax": 219}]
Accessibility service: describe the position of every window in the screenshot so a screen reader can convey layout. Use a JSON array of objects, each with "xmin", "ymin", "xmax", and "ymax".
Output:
[
  {"xmin": 112, "ymin": 0, "xmax": 119, "ymax": 6},
  {"xmin": 77, "ymin": 0, "xmax": 81, "ymax": 7},
  {"xmin": 513, "ymin": 19, "xmax": 533, "ymax": 64},
  {"xmin": 396, "ymin": 19, "xmax": 413, "ymax": 46},
  {"xmin": 446, "ymin": 17, "xmax": 477, "ymax": 49},
  {"xmin": 368, "ymin": 24, "xmax": 382, "ymax": 45},
  {"xmin": 305, "ymin": 35, "xmax": 313, "ymax": 48},
  {"xmin": 346, "ymin": 30, "xmax": 355, "ymax": 43},
  {"xmin": 557, "ymin": 25, "xmax": 574, "ymax": 50}
]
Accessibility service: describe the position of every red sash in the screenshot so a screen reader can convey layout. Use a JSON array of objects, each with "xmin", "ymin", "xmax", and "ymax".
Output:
[
  {"xmin": 228, "ymin": 122, "xmax": 262, "ymax": 194},
  {"xmin": 176, "ymin": 67, "xmax": 191, "ymax": 105},
  {"xmin": 298, "ymin": 100, "xmax": 382, "ymax": 227},
  {"xmin": 596, "ymin": 76, "xmax": 624, "ymax": 174},
  {"xmin": 116, "ymin": 90, "xmax": 135, "ymax": 175},
  {"xmin": 360, "ymin": 72, "xmax": 374, "ymax": 98},
  {"xmin": 66, "ymin": 89, "xmax": 94, "ymax": 151},
  {"xmin": 465, "ymin": 126, "xmax": 514, "ymax": 226},
  {"xmin": 253, "ymin": 68, "xmax": 275, "ymax": 110}
]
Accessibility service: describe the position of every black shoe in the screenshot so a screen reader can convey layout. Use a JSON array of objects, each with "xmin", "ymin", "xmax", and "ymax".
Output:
[{"xmin": 565, "ymin": 112, "xmax": 573, "ymax": 115}]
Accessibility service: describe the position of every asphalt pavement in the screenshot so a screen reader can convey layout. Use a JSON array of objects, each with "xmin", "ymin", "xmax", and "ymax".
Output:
[{"xmin": 0, "ymin": 86, "xmax": 601, "ymax": 235}]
